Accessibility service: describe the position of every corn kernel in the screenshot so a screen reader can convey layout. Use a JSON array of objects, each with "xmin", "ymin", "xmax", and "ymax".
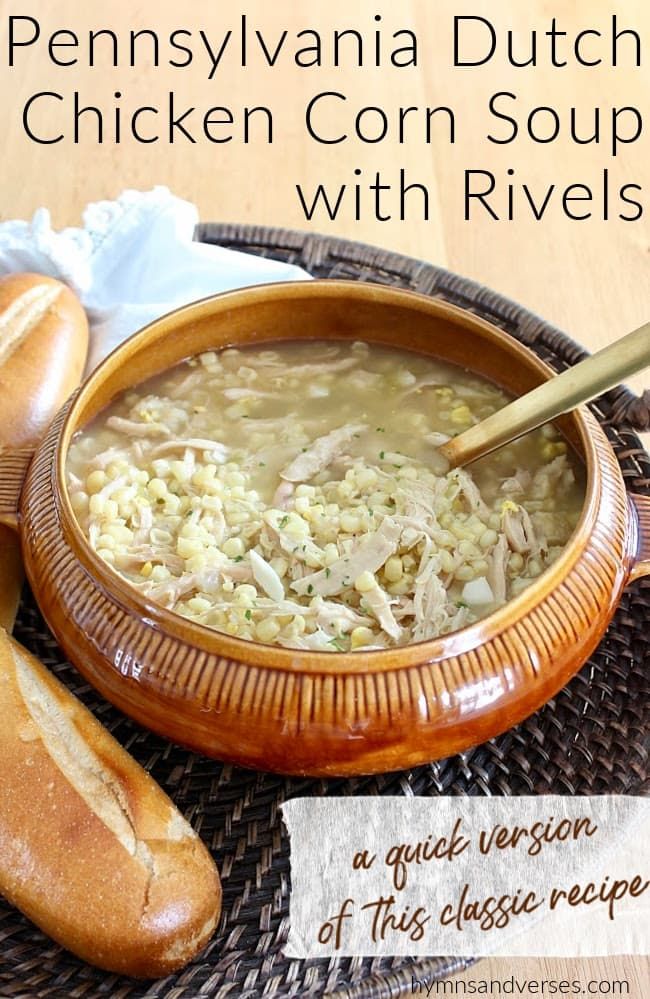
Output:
[
  {"xmin": 103, "ymin": 500, "xmax": 119, "ymax": 520},
  {"xmin": 151, "ymin": 565, "xmax": 171, "ymax": 582},
  {"xmin": 177, "ymin": 537, "xmax": 203, "ymax": 558},
  {"xmin": 70, "ymin": 491, "xmax": 89, "ymax": 514},
  {"xmin": 450, "ymin": 405, "xmax": 472, "ymax": 425},
  {"xmin": 233, "ymin": 584, "xmax": 258, "ymax": 604},
  {"xmin": 256, "ymin": 617, "xmax": 281, "ymax": 642},
  {"xmin": 164, "ymin": 495, "xmax": 181, "ymax": 515},
  {"xmin": 188, "ymin": 597, "xmax": 212, "ymax": 613},
  {"xmin": 356, "ymin": 468, "xmax": 377, "ymax": 490},
  {"xmin": 294, "ymin": 496, "xmax": 311, "ymax": 515},
  {"xmin": 202, "ymin": 495, "xmax": 223, "ymax": 512},
  {"xmin": 479, "ymin": 529, "xmax": 498, "ymax": 549},
  {"xmin": 96, "ymin": 548, "xmax": 115, "ymax": 564},
  {"xmin": 398, "ymin": 466, "xmax": 418, "ymax": 480},
  {"xmin": 439, "ymin": 550, "xmax": 455, "ymax": 575},
  {"xmin": 88, "ymin": 493, "xmax": 106, "ymax": 517},
  {"xmin": 86, "ymin": 470, "xmax": 108, "ymax": 494},
  {"xmin": 340, "ymin": 512, "xmax": 360, "ymax": 534},
  {"xmin": 501, "ymin": 500, "xmax": 519, "ymax": 514},
  {"xmin": 269, "ymin": 556, "xmax": 289, "ymax": 579},
  {"xmin": 288, "ymin": 614, "xmax": 307, "ymax": 636},
  {"xmin": 355, "ymin": 571, "xmax": 376, "ymax": 593},
  {"xmin": 140, "ymin": 562, "xmax": 153, "ymax": 578},
  {"xmin": 542, "ymin": 441, "xmax": 567, "ymax": 460},
  {"xmin": 222, "ymin": 536, "xmax": 244, "ymax": 558},
  {"xmin": 455, "ymin": 564, "xmax": 475, "ymax": 582},
  {"xmin": 384, "ymin": 556, "xmax": 403, "ymax": 583},
  {"xmin": 351, "ymin": 626, "xmax": 375, "ymax": 649},
  {"xmin": 107, "ymin": 524, "xmax": 134, "ymax": 545},
  {"xmin": 227, "ymin": 510, "xmax": 249, "ymax": 526},
  {"xmin": 323, "ymin": 544, "xmax": 339, "ymax": 566},
  {"xmin": 148, "ymin": 478, "xmax": 168, "ymax": 499},
  {"xmin": 171, "ymin": 460, "xmax": 192, "ymax": 483}
]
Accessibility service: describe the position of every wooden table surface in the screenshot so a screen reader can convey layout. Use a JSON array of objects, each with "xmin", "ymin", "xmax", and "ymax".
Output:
[{"xmin": 1, "ymin": 0, "xmax": 648, "ymax": 990}]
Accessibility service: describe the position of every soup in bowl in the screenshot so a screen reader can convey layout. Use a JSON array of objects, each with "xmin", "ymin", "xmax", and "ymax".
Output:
[
  {"xmin": 65, "ymin": 340, "xmax": 584, "ymax": 654},
  {"xmin": 5, "ymin": 281, "xmax": 649, "ymax": 775}
]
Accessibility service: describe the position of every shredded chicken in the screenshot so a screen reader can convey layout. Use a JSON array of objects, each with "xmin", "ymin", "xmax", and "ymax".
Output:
[
  {"xmin": 291, "ymin": 517, "xmax": 401, "ymax": 597},
  {"xmin": 150, "ymin": 439, "xmax": 229, "ymax": 461},
  {"xmin": 487, "ymin": 533, "xmax": 509, "ymax": 605},
  {"xmin": 360, "ymin": 583, "xmax": 403, "ymax": 641},
  {"xmin": 501, "ymin": 469, "xmax": 532, "ymax": 496},
  {"xmin": 106, "ymin": 416, "xmax": 170, "ymax": 438},
  {"xmin": 503, "ymin": 506, "xmax": 538, "ymax": 555},
  {"xmin": 455, "ymin": 469, "xmax": 490, "ymax": 520},
  {"xmin": 281, "ymin": 424, "xmax": 368, "ymax": 483},
  {"xmin": 413, "ymin": 549, "xmax": 449, "ymax": 642}
]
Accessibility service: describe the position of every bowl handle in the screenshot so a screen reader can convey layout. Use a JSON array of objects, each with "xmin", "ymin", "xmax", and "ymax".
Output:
[
  {"xmin": 629, "ymin": 492, "xmax": 650, "ymax": 582},
  {"xmin": 0, "ymin": 447, "xmax": 33, "ymax": 533}
]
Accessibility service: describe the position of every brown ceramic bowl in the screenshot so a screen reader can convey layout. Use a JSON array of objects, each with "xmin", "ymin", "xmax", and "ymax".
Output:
[{"xmin": 1, "ymin": 281, "xmax": 649, "ymax": 775}]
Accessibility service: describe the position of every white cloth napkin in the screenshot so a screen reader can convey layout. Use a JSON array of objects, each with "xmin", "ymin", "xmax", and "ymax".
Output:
[{"xmin": 0, "ymin": 187, "xmax": 311, "ymax": 374}]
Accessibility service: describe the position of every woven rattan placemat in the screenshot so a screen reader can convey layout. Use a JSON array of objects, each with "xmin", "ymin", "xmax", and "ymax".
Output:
[{"xmin": 2, "ymin": 225, "xmax": 649, "ymax": 999}]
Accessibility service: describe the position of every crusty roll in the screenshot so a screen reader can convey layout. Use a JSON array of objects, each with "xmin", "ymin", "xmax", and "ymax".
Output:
[
  {"xmin": 0, "ymin": 272, "xmax": 88, "ymax": 449},
  {"xmin": 0, "ymin": 272, "xmax": 89, "ymax": 630},
  {"xmin": 0, "ymin": 628, "xmax": 221, "ymax": 978}
]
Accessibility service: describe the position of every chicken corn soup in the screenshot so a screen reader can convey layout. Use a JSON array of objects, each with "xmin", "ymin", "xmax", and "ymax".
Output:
[{"xmin": 66, "ymin": 340, "xmax": 584, "ymax": 652}]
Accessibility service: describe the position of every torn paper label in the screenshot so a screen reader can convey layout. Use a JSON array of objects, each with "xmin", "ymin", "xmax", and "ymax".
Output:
[{"xmin": 281, "ymin": 796, "xmax": 649, "ymax": 957}]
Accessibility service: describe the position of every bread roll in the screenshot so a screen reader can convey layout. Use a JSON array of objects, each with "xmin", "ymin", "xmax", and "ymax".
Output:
[
  {"xmin": 0, "ymin": 272, "xmax": 89, "ymax": 449},
  {"xmin": 0, "ymin": 628, "xmax": 221, "ymax": 977},
  {"xmin": 0, "ymin": 272, "xmax": 89, "ymax": 630}
]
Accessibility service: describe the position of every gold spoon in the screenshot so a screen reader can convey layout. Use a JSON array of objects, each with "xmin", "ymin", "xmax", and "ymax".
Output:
[{"xmin": 439, "ymin": 321, "xmax": 650, "ymax": 468}]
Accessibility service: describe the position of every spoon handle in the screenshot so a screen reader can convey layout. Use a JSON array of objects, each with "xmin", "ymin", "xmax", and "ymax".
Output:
[{"xmin": 439, "ymin": 321, "xmax": 650, "ymax": 468}]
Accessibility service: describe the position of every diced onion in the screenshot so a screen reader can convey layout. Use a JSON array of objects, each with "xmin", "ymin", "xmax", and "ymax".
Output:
[
  {"xmin": 461, "ymin": 577, "xmax": 494, "ymax": 606},
  {"xmin": 249, "ymin": 549, "xmax": 285, "ymax": 602}
]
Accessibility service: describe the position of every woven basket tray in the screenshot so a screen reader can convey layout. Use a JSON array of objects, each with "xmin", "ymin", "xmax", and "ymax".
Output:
[{"xmin": 2, "ymin": 225, "xmax": 649, "ymax": 999}]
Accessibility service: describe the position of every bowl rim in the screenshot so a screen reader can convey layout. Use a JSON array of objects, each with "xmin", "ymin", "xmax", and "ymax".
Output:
[{"xmin": 54, "ymin": 279, "xmax": 600, "ymax": 676}]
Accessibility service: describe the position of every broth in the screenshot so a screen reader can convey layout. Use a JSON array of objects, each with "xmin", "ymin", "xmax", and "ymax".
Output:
[{"xmin": 66, "ymin": 340, "xmax": 584, "ymax": 651}]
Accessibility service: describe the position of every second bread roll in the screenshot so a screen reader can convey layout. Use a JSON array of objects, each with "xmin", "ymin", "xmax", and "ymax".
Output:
[
  {"xmin": 0, "ymin": 272, "xmax": 88, "ymax": 449},
  {"xmin": 0, "ymin": 628, "xmax": 222, "ymax": 978}
]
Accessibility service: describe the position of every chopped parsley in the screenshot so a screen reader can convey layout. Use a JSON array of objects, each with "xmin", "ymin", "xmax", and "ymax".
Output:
[
  {"xmin": 455, "ymin": 600, "xmax": 468, "ymax": 609},
  {"xmin": 279, "ymin": 515, "xmax": 289, "ymax": 528},
  {"xmin": 328, "ymin": 635, "xmax": 346, "ymax": 651},
  {"xmin": 233, "ymin": 555, "xmax": 244, "ymax": 563},
  {"xmin": 307, "ymin": 583, "xmax": 314, "ymax": 594},
  {"xmin": 376, "ymin": 426, "xmax": 385, "ymax": 432},
  {"xmin": 379, "ymin": 451, "xmax": 385, "ymax": 460},
  {"xmin": 325, "ymin": 568, "xmax": 331, "ymax": 578},
  {"xmin": 245, "ymin": 609, "xmax": 252, "ymax": 620}
]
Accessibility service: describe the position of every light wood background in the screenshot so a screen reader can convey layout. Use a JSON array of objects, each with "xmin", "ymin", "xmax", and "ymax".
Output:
[{"xmin": 1, "ymin": 0, "xmax": 648, "ymax": 990}]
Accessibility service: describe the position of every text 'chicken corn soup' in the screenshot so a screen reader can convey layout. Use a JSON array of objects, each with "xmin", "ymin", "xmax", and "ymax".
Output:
[{"xmin": 66, "ymin": 340, "xmax": 584, "ymax": 652}]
